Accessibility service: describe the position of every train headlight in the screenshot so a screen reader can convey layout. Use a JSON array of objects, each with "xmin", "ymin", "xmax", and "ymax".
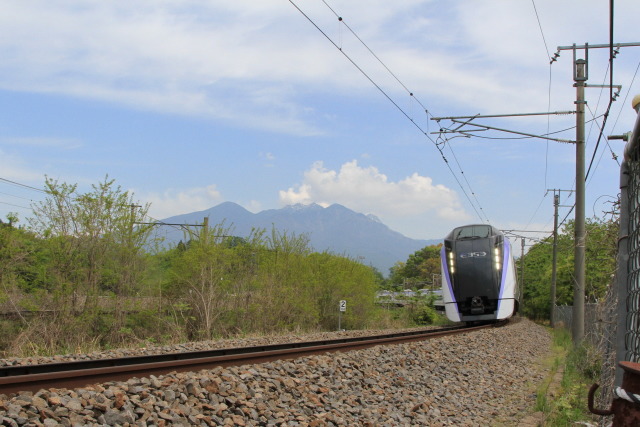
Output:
[
  {"xmin": 448, "ymin": 251, "xmax": 455, "ymax": 274},
  {"xmin": 493, "ymin": 247, "xmax": 501, "ymax": 270}
]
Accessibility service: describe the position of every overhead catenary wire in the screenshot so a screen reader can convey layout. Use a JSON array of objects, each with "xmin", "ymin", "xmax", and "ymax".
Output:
[
  {"xmin": 0, "ymin": 201, "xmax": 30, "ymax": 210},
  {"xmin": 531, "ymin": 0, "xmax": 551, "ymax": 61},
  {"xmin": 0, "ymin": 177, "xmax": 47, "ymax": 217},
  {"xmin": 289, "ymin": 0, "xmax": 490, "ymax": 223},
  {"xmin": 447, "ymin": 114, "xmax": 604, "ymax": 141},
  {"xmin": 0, "ymin": 190, "xmax": 34, "ymax": 202},
  {"xmin": 523, "ymin": 192, "xmax": 549, "ymax": 231},
  {"xmin": 530, "ymin": 0, "xmax": 553, "ymax": 189},
  {"xmin": 320, "ymin": 0, "xmax": 431, "ymax": 115},
  {"xmin": 444, "ymin": 139, "xmax": 491, "ymax": 223},
  {"xmin": 0, "ymin": 177, "xmax": 46, "ymax": 193},
  {"xmin": 611, "ymin": 60, "xmax": 640, "ymax": 133},
  {"xmin": 584, "ymin": 63, "xmax": 620, "ymax": 184},
  {"xmin": 584, "ymin": 4, "xmax": 629, "ymax": 181}
]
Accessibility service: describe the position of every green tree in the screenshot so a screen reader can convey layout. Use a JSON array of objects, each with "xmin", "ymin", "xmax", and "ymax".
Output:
[
  {"xmin": 29, "ymin": 175, "xmax": 153, "ymax": 299},
  {"xmin": 166, "ymin": 222, "xmax": 237, "ymax": 339},
  {"xmin": 520, "ymin": 217, "xmax": 617, "ymax": 319},
  {"xmin": 21, "ymin": 176, "xmax": 155, "ymax": 347},
  {"xmin": 389, "ymin": 244, "xmax": 443, "ymax": 289}
]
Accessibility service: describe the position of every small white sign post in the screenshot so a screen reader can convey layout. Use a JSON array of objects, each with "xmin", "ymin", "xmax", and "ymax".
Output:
[{"xmin": 338, "ymin": 300, "xmax": 346, "ymax": 330}]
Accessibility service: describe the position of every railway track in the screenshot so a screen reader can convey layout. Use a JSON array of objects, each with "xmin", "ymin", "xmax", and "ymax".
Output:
[{"xmin": 0, "ymin": 322, "xmax": 504, "ymax": 395}]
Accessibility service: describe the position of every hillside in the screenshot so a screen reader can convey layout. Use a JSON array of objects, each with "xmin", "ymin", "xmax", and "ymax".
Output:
[{"xmin": 155, "ymin": 202, "xmax": 441, "ymax": 275}]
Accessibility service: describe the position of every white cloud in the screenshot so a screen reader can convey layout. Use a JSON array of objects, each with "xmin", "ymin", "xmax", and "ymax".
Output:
[
  {"xmin": 0, "ymin": 0, "xmax": 635, "ymax": 136},
  {"xmin": 279, "ymin": 160, "xmax": 470, "ymax": 225},
  {"xmin": 140, "ymin": 185, "xmax": 223, "ymax": 219}
]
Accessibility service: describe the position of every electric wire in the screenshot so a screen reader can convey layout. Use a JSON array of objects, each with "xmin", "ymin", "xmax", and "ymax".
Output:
[
  {"xmin": 289, "ymin": 0, "xmax": 489, "ymax": 223},
  {"xmin": 0, "ymin": 201, "xmax": 30, "ymax": 210},
  {"xmin": 531, "ymin": 0, "xmax": 553, "ymax": 194},
  {"xmin": 320, "ymin": 0, "xmax": 431, "ymax": 114},
  {"xmin": 523, "ymin": 192, "xmax": 549, "ymax": 231},
  {"xmin": 585, "ymin": 1, "xmax": 621, "ymax": 181},
  {"xmin": 441, "ymin": 114, "xmax": 603, "ymax": 141},
  {"xmin": 531, "ymin": 0, "xmax": 551, "ymax": 60},
  {"xmin": 585, "ymin": 91, "xmax": 618, "ymax": 181},
  {"xmin": 0, "ymin": 177, "xmax": 46, "ymax": 216},
  {"xmin": 0, "ymin": 191, "xmax": 34, "ymax": 201},
  {"xmin": 445, "ymin": 141, "xmax": 491, "ymax": 223},
  {"xmin": 584, "ymin": 60, "xmax": 619, "ymax": 186},
  {"xmin": 317, "ymin": 0, "xmax": 486, "ymax": 220},
  {"xmin": 611, "ymin": 59, "xmax": 640, "ymax": 133},
  {"xmin": 0, "ymin": 177, "xmax": 46, "ymax": 193}
]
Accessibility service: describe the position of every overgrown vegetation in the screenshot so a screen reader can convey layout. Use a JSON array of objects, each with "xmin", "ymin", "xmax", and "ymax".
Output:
[
  {"xmin": 517, "ymin": 217, "xmax": 617, "ymax": 320},
  {"xmin": 535, "ymin": 328, "xmax": 600, "ymax": 425},
  {"xmin": 0, "ymin": 177, "xmax": 437, "ymax": 357},
  {"xmin": 387, "ymin": 244, "xmax": 442, "ymax": 290}
]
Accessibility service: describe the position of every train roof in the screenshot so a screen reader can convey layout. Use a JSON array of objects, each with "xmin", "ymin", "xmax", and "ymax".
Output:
[{"xmin": 445, "ymin": 224, "xmax": 503, "ymax": 241}]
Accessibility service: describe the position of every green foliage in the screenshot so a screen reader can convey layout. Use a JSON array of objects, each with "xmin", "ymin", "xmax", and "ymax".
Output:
[
  {"xmin": 410, "ymin": 301, "xmax": 438, "ymax": 325},
  {"xmin": 0, "ymin": 176, "xmax": 423, "ymax": 357},
  {"xmin": 537, "ymin": 328, "xmax": 599, "ymax": 425},
  {"xmin": 519, "ymin": 217, "xmax": 617, "ymax": 319},
  {"xmin": 387, "ymin": 244, "xmax": 442, "ymax": 289}
]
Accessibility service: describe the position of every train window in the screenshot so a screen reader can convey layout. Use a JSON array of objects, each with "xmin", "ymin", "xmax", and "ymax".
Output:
[{"xmin": 454, "ymin": 225, "xmax": 492, "ymax": 240}]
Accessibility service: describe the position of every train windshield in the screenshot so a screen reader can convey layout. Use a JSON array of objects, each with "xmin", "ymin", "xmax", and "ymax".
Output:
[{"xmin": 454, "ymin": 225, "xmax": 492, "ymax": 240}]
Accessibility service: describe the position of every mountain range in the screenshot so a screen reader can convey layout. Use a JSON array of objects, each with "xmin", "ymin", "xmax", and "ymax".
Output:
[{"xmin": 156, "ymin": 202, "xmax": 441, "ymax": 275}]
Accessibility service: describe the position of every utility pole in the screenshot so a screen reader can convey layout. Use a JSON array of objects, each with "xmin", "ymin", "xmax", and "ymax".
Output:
[
  {"xmin": 520, "ymin": 238, "xmax": 525, "ymax": 310},
  {"xmin": 202, "ymin": 216, "xmax": 209, "ymax": 244},
  {"xmin": 573, "ymin": 51, "xmax": 587, "ymax": 343},
  {"xmin": 546, "ymin": 188, "xmax": 574, "ymax": 328},
  {"xmin": 129, "ymin": 204, "xmax": 141, "ymax": 236},
  {"xmin": 551, "ymin": 192, "xmax": 559, "ymax": 328}
]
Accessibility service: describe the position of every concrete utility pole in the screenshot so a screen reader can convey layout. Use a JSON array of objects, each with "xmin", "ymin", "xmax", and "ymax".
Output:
[
  {"xmin": 520, "ymin": 238, "xmax": 525, "ymax": 310},
  {"xmin": 129, "ymin": 204, "xmax": 141, "ymax": 236},
  {"xmin": 202, "ymin": 216, "xmax": 209, "ymax": 244},
  {"xmin": 573, "ymin": 53, "xmax": 587, "ymax": 343},
  {"xmin": 550, "ymin": 192, "xmax": 559, "ymax": 328},
  {"xmin": 546, "ymin": 188, "xmax": 574, "ymax": 328}
]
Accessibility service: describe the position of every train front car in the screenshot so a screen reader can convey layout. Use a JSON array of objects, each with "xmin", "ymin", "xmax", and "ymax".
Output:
[{"xmin": 440, "ymin": 224, "xmax": 518, "ymax": 323}]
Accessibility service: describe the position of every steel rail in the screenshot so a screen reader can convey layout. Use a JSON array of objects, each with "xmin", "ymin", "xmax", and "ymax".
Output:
[{"xmin": 0, "ymin": 322, "xmax": 505, "ymax": 395}]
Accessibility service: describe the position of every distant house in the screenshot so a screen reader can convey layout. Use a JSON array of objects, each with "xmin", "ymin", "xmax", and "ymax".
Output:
[
  {"xmin": 418, "ymin": 288, "xmax": 442, "ymax": 297},
  {"xmin": 376, "ymin": 290, "xmax": 393, "ymax": 298}
]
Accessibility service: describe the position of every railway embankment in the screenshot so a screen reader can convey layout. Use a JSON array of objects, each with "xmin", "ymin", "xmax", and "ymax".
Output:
[{"xmin": 0, "ymin": 318, "xmax": 552, "ymax": 426}]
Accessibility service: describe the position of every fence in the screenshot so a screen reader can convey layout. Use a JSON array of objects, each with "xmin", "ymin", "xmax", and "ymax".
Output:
[
  {"xmin": 614, "ymin": 96, "xmax": 640, "ymax": 388},
  {"xmin": 553, "ymin": 304, "xmax": 600, "ymax": 342},
  {"xmin": 568, "ymin": 96, "xmax": 640, "ymax": 420}
]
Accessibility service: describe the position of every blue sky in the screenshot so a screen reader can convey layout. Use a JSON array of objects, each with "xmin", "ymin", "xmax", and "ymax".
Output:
[{"xmin": 0, "ymin": 0, "xmax": 638, "ymax": 241}]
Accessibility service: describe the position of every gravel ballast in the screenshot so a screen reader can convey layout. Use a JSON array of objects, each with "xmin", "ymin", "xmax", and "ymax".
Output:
[{"xmin": 1, "ymin": 318, "xmax": 552, "ymax": 426}]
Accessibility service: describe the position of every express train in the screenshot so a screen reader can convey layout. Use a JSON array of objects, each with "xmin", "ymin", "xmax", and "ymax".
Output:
[{"xmin": 440, "ymin": 224, "xmax": 519, "ymax": 323}]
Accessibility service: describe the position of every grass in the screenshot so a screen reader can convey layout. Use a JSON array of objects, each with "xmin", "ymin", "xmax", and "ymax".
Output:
[{"xmin": 534, "ymin": 327, "xmax": 601, "ymax": 426}]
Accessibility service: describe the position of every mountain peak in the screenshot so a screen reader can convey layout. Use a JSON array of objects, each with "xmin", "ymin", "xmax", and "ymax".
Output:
[
  {"xmin": 286, "ymin": 203, "xmax": 323, "ymax": 211},
  {"xmin": 159, "ymin": 201, "xmax": 439, "ymax": 275},
  {"xmin": 366, "ymin": 213, "xmax": 382, "ymax": 223}
]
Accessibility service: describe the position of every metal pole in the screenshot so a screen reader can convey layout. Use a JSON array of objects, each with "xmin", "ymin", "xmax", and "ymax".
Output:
[
  {"xmin": 573, "ymin": 56, "xmax": 587, "ymax": 343},
  {"xmin": 521, "ymin": 238, "xmax": 525, "ymax": 310},
  {"xmin": 551, "ymin": 193, "xmax": 559, "ymax": 327}
]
